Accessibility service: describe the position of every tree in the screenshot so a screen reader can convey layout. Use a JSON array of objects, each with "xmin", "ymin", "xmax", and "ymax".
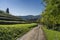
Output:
[
  {"xmin": 40, "ymin": 0, "xmax": 60, "ymax": 31},
  {"xmin": 6, "ymin": 8, "xmax": 9, "ymax": 13}
]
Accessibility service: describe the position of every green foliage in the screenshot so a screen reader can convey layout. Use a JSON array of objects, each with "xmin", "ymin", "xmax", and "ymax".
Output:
[
  {"xmin": 43, "ymin": 27, "xmax": 60, "ymax": 40},
  {"xmin": 40, "ymin": 0, "xmax": 60, "ymax": 30},
  {"xmin": 0, "ymin": 23, "xmax": 37, "ymax": 40}
]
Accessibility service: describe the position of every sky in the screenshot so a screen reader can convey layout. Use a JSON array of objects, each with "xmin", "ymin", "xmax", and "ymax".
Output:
[{"xmin": 0, "ymin": 0, "xmax": 45, "ymax": 16}]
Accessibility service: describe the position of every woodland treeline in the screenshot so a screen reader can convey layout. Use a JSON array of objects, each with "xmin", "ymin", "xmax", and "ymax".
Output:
[{"xmin": 40, "ymin": 0, "xmax": 60, "ymax": 31}]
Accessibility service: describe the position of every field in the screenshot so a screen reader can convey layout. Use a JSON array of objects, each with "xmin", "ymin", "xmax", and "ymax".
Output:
[
  {"xmin": 43, "ymin": 26, "xmax": 60, "ymax": 40},
  {"xmin": 0, "ymin": 23, "xmax": 37, "ymax": 40}
]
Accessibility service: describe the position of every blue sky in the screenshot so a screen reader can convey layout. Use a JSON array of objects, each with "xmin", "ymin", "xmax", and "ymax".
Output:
[{"xmin": 0, "ymin": 0, "xmax": 45, "ymax": 16}]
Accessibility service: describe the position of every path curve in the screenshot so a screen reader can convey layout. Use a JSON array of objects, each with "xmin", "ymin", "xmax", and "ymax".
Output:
[{"xmin": 17, "ymin": 25, "xmax": 46, "ymax": 40}]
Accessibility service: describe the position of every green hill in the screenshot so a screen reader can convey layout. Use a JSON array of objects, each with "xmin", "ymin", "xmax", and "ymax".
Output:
[
  {"xmin": 0, "ymin": 10, "xmax": 24, "ymax": 24},
  {"xmin": 0, "ymin": 10, "xmax": 22, "ymax": 21}
]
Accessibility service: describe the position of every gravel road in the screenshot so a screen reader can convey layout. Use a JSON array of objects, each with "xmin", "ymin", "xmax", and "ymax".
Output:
[{"xmin": 17, "ymin": 25, "xmax": 46, "ymax": 40}]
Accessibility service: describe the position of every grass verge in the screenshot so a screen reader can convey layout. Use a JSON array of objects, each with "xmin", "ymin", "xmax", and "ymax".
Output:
[{"xmin": 43, "ymin": 26, "xmax": 60, "ymax": 40}]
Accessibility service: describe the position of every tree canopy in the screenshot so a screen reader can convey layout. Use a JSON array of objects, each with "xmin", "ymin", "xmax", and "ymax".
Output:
[{"xmin": 40, "ymin": 0, "xmax": 60, "ymax": 30}]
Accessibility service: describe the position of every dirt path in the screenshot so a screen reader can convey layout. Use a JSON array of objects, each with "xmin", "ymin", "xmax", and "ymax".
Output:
[{"xmin": 17, "ymin": 25, "xmax": 46, "ymax": 40}]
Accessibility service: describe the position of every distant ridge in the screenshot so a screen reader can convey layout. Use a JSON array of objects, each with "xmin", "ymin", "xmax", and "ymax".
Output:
[
  {"xmin": 19, "ymin": 15, "xmax": 41, "ymax": 20},
  {"xmin": 17, "ymin": 15, "xmax": 41, "ymax": 23}
]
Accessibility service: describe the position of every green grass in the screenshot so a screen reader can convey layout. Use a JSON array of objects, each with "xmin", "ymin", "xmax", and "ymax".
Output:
[
  {"xmin": 0, "ymin": 23, "xmax": 37, "ymax": 40},
  {"xmin": 43, "ymin": 27, "xmax": 60, "ymax": 40}
]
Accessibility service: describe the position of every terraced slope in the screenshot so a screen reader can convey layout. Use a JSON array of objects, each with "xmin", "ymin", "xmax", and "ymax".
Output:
[
  {"xmin": 0, "ymin": 10, "xmax": 23, "ymax": 23},
  {"xmin": 0, "ymin": 10, "xmax": 22, "ymax": 21}
]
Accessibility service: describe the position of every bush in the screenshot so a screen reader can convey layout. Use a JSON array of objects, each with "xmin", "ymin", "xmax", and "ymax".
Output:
[{"xmin": 0, "ymin": 23, "xmax": 37, "ymax": 40}]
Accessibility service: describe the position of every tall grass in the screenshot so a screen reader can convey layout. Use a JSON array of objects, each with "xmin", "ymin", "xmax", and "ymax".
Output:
[
  {"xmin": 43, "ymin": 26, "xmax": 60, "ymax": 40},
  {"xmin": 0, "ymin": 23, "xmax": 37, "ymax": 40}
]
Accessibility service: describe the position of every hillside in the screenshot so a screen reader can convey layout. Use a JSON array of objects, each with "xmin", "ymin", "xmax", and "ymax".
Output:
[
  {"xmin": 0, "ymin": 10, "xmax": 22, "ymax": 21},
  {"xmin": 18, "ymin": 15, "xmax": 41, "ymax": 23},
  {"xmin": 0, "ymin": 10, "xmax": 24, "ymax": 24},
  {"xmin": 20, "ymin": 15, "xmax": 41, "ymax": 20}
]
